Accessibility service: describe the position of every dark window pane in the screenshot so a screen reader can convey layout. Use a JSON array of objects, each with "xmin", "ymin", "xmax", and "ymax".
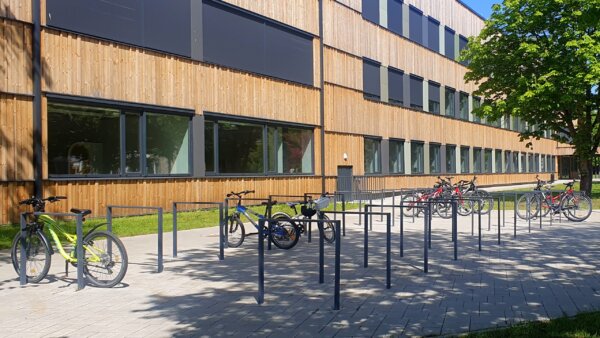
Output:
[
  {"xmin": 496, "ymin": 150, "xmax": 503, "ymax": 173},
  {"xmin": 459, "ymin": 35, "xmax": 469, "ymax": 65},
  {"xmin": 389, "ymin": 140, "xmax": 404, "ymax": 174},
  {"xmin": 485, "ymin": 149, "xmax": 493, "ymax": 173},
  {"xmin": 409, "ymin": 75, "xmax": 423, "ymax": 109},
  {"xmin": 264, "ymin": 22, "xmax": 314, "ymax": 86},
  {"xmin": 146, "ymin": 114, "xmax": 190, "ymax": 175},
  {"xmin": 459, "ymin": 92, "xmax": 469, "ymax": 120},
  {"xmin": 362, "ymin": 0, "xmax": 379, "ymax": 24},
  {"xmin": 143, "ymin": 0, "xmax": 191, "ymax": 56},
  {"xmin": 205, "ymin": 121, "xmax": 215, "ymax": 172},
  {"xmin": 409, "ymin": 6, "xmax": 423, "ymax": 45},
  {"xmin": 460, "ymin": 147, "xmax": 470, "ymax": 173},
  {"xmin": 446, "ymin": 145, "xmax": 456, "ymax": 173},
  {"xmin": 444, "ymin": 27, "xmax": 455, "ymax": 59},
  {"xmin": 473, "ymin": 148, "xmax": 482, "ymax": 173},
  {"xmin": 505, "ymin": 151, "xmax": 512, "ymax": 173},
  {"xmin": 218, "ymin": 121, "xmax": 264, "ymax": 174},
  {"xmin": 472, "ymin": 97, "xmax": 481, "ymax": 123},
  {"xmin": 445, "ymin": 87, "xmax": 456, "ymax": 117},
  {"xmin": 430, "ymin": 144, "xmax": 441, "ymax": 174},
  {"xmin": 364, "ymin": 138, "xmax": 381, "ymax": 174},
  {"xmin": 388, "ymin": 68, "xmax": 404, "ymax": 105},
  {"xmin": 428, "ymin": 81, "xmax": 440, "ymax": 114},
  {"xmin": 48, "ymin": 102, "xmax": 120, "ymax": 175},
  {"xmin": 427, "ymin": 17, "xmax": 439, "ymax": 52},
  {"xmin": 388, "ymin": 0, "xmax": 402, "ymax": 35},
  {"xmin": 268, "ymin": 127, "xmax": 313, "ymax": 174},
  {"xmin": 411, "ymin": 142, "xmax": 424, "ymax": 174},
  {"xmin": 363, "ymin": 59, "xmax": 381, "ymax": 99},
  {"xmin": 125, "ymin": 113, "xmax": 141, "ymax": 173}
]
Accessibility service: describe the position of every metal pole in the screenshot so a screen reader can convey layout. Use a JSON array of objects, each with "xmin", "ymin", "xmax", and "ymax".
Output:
[
  {"xmin": 502, "ymin": 194, "xmax": 506, "ymax": 228},
  {"xmin": 369, "ymin": 195, "xmax": 373, "ymax": 230},
  {"xmin": 107, "ymin": 206, "xmax": 113, "ymax": 255},
  {"xmin": 386, "ymin": 215, "xmax": 391, "ymax": 289},
  {"xmin": 76, "ymin": 214, "xmax": 85, "ymax": 290},
  {"xmin": 19, "ymin": 213, "xmax": 27, "ymax": 286},
  {"xmin": 258, "ymin": 219, "xmax": 265, "ymax": 305},
  {"xmin": 267, "ymin": 198, "xmax": 273, "ymax": 250},
  {"xmin": 342, "ymin": 196, "xmax": 346, "ymax": 237},
  {"xmin": 219, "ymin": 204, "xmax": 224, "ymax": 260},
  {"xmin": 488, "ymin": 198, "xmax": 491, "ymax": 231},
  {"xmin": 364, "ymin": 207, "xmax": 369, "ymax": 268},
  {"xmin": 319, "ymin": 219, "xmax": 325, "ymax": 284},
  {"xmin": 452, "ymin": 201, "xmax": 457, "ymax": 260},
  {"xmin": 428, "ymin": 205, "xmax": 432, "ymax": 249},
  {"xmin": 400, "ymin": 205, "xmax": 404, "ymax": 257},
  {"xmin": 424, "ymin": 206, "xmax": 429, "ymax": 273},
  {"xmin": 527, "ymin": 194, "xmax": 531, "ymax": 233},
  {"xmin": 172, "ymin": 203, "xmax": 178, "ymax": 258},
  {"xmin": 513, "ymin": 193, "xmax": 517, "ymax": 239},
  {"xmin": 478, "ymin": 200, "xmax": 482, "ymax": 252},
  {"xmin": 539, "ymin": 194, "xmax": 542, "ymax": 230},
  {"xmin": 391, "ymin": 190, "xmax": 396, "ymax": 227},
  {"xmin": 334, "ymin": 220, "xmax": 341, "ymax": 310},
  {"xmin": 471, "ymin": 203, "xmax": 474, "ymax": 236},
  {"xmin": 497, "ymin": 198, "xmax": 501, "ymax": 245},
  {"xmin": 158, "ymin": 208, "xmax": 164, "ymax": 273}
]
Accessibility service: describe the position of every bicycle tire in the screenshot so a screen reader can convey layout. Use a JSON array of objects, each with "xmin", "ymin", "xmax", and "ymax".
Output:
[
  {"xmin": 269, "ymin": 216, "xmax": 299, "ymax": 250},
  {"xmin": 470, "ymin": 191, "xmax": 491, "ymax": 215},
  {"xmin": 456, "ymin": 198, "xmax": 473, "ymax": 216},
  {"xmin": 82, "ymin": 231, "xmax": 128, "ymax": 288},
  {"xmin": 400, "ymin": 194, "xmax": 420, "ymax": 217},
  {"xmin": 562, "ymin": 194, "xmax": 592, "ymax": 222},
  {"xmin": 11, "ymin": 231, "xmax": 51, "ymax": 283},
  {"xmin": 435, "ymin": 200, "xmax": 452, "ymax": 219},
  {"xmin": 319, "ymin": 214, "xmax": 336, "ymax": 244},
  {"xmin": 226, "ymin": 217, "xmax": 245, "ymax": 248},
  {"xmin": 516, "ymin": 194, "xmax": 540, "ymax": 220}
]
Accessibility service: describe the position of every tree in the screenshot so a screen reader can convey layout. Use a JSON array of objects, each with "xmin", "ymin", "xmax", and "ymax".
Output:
[{"xmin": 462, "ymin": 0, "xmax": 600, "ymax": 194}]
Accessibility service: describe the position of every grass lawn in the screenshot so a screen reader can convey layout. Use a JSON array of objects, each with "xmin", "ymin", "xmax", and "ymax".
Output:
[
  {"xmin": 0, "ymin": 202, "xmax": 358, "ymax": 250},
  {"xmin": 469, "ymin": 311, "xmax": 600, "ymax": 337}
]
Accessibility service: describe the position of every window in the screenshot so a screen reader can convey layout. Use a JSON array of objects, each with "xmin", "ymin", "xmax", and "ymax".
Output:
[
  {"xmin": 388, "ymin": 0, "xmax": 403, "ymax": 36},
  {"xmin": 206, "ymin": 118, "xmax": 313, "ymax": 175},
  {"xmin": 528, "ymin": 153, "xmax": 534, "ymax": 173},
  {"xmin": 459, "ymin": 35, "xmax": 469, "ymax": 65},
  {"xmin": 427, "ymin": 17, "xmax": 440, "ymax": 52},
  {"xmin": 411, "ymin": 142, "xmax": 424, "ymax": 174},
  {"xmin": 428, "ymin": 81, "xmax": 441, "ymax": 114},
  {"xmin": 389, "ymin": 139, "xmax": 405, "ymax": 174},
  {"xmin": 48, "ymin": 101, "xmax": 191, "ymax": 177},
  {"xmin": 504, "ymin": 115, "xmax": 511, "ymax": 129},
  {"xmin": 512, "ymin": 152, "xmax": 519, "ymax": 173},
  {"xmin": 520, "ymin": 153, "xmax": 526, "ymax": 173},
  {"xmin": 472, "ymin": 97, "xmax": 481, "ymax": 123},
  {"xmin": 446, "ymin": 145, "xmax": 456, "ymax": 173},
  {"xmin": 546, "ymin": 155, "xmax": 552, "ymax": 172},
  {"xmin": 473, "ymin": 148, "xmax": 482, "ymax": 173},
  {"xmin": 484, "ymin": 149, "xmax": 493, "ymax": 173},
  {"xmin": 388, "ymin": 68, "xmax": 404, "ymax": 106},
  {"xmin": 409, "ymin": 6, "xmax": 423, "ymax": 45},
  {"xmin": 541, "ymin": 154, "xmax": 546, "ymax": 172},
  {"xmin": 535, "ymin": 154, "xmax": 540, "ymax": 172},
  {"xmin": 504, "ymin": 151, "xmax": 512, "ymax": 173},
  {"xmin": 444, "ymin": 27, "xmax": 455, "ymax": 60},
  {"xmin": 459, "ymin": 92, "xmax": 469, "ymax": 120},
  {"xmin": 362, "ymin": 0, "xmax": 379, "ymax": 24},
  {"xmin": 203, "ymin": 1, "xmax": 313, "ymax": 86},
  {"xmin": 429, "ymin": 143, "xmax": 441, "ymax": 174},
  {"xmin": 460, "ymin": 146, "xmax": 470, "ymax": 173},
  {"xmin": 409, "ymin": 75, "xmax": 423, "ymax": 109},
  {"xmin": 364, "ymin": 138, "xmax": 381, "ymax": 174},
  {"xmin": 445, "ymin": 87, "xmax": 456, "ymax": 117},
  {"xmin": 363, "ymin": 59, "xmax": 381, "ymax": 100},
  {"xmin": 495, "ymin": 149, "xmax": 503, "ymax": 173}
]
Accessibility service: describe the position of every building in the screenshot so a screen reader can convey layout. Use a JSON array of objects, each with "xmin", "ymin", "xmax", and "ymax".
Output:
[{"xmin": 0, "ymin": 0, "xmax": 560, "ymax": 223}]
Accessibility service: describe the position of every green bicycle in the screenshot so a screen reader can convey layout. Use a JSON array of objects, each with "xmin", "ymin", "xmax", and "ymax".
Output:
[{"xmin": 11, "ymin": 196, "xmax": 128, "ymax": 287}]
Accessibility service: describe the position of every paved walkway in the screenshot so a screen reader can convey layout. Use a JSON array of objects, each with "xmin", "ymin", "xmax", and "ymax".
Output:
[{"xmin": 1, "ymin": 207, "xmax": 600, "ymax": 337}]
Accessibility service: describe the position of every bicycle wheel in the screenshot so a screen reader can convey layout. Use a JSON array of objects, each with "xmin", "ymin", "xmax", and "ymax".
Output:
[
  {"xmin": 226, "ymin": 217, "xmax": 245, "ymax": 248},
  {"xmin": 435, "ymin": 200, "xmax": 452, "ymax": 219},
  {"xmin": 471, "ymin": 191, "xmax": 491, "ymax": 215},
  {"xmin": 269, "ymin": 216, "xmax": 299, "ymax": 250},
  {"xmin": 456, "ymin": 198, "xmax": 473, "ymax": 216},
  {"xmin": 516, "ymin": 194, "xmax": 539, "ymax": 220},
  {"xmin": 82, "ymin": 231, "xmax": 128, "ymax": 288},
  {"xmin": 562, "ymin": 194, "xmax": 592, "ymax": 222},
  {"xmin": 11, "ymin": 231, "xmax": 51, "ymax": 283},
  {"xmin": 401, "ymin": 194, "xmax": 419, "ymax": 217},
  {"xmin": 318, "ymin": 214, "xmax": 336, "ymax": 244}
]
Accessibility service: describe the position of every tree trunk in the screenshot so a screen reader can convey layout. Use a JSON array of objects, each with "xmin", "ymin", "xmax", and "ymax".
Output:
[{"xmin": 578, "ymin": 156, "xmax": 593, "ymax": 196}]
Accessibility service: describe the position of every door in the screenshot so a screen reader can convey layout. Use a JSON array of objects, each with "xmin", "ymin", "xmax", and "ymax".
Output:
[{"xmin": 336, "ymin": 166, "xmax": 353, "ymax": 198}]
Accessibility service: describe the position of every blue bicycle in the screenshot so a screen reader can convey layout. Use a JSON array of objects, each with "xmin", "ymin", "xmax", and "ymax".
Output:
[{"xmin": 225, "ymin": 190, "xmax": 299, "ymax": 249}]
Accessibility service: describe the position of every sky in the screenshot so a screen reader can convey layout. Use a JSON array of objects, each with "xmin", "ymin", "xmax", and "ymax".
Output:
[{"xmin": 460, "ymin": 0, "xmax": 500, "ymax": 19}]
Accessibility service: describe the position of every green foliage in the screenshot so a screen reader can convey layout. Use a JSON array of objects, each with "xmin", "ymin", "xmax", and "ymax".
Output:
[{"xmin": 462, "ymin": 0, "xmax": 600, "ymax": 192}]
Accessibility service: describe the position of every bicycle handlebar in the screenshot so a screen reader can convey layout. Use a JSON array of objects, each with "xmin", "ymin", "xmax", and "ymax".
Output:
[{"xmin": 226, "ymin": 190, "xmax": 255, "ymax": 198}]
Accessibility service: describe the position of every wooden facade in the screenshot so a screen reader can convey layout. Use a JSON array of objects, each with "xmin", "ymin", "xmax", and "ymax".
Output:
[{"xmin": 0, "ymin": 0, "xmax": 564, "ymax": 224}]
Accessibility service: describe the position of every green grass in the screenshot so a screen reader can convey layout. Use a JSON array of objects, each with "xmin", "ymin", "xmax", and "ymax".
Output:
[
  {"xmin": 468, "ymin": 311, "xmax": 600, "ymax": 337},
  {"xmin": 0, "ymin": 202, "xmax": 359, "ymax": 250}
]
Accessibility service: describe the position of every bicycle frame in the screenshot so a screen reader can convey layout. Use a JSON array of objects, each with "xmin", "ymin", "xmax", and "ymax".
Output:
[{"xmin": 232, "ymin": 204, "xmax": 289, "ymax": 237}]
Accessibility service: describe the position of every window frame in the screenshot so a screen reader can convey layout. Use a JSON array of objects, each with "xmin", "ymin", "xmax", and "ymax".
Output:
[
  {"xmin": 363, "ymin": 58, "xmax": 381, "ymax": 100},
  {"xmin": 364, "ymin": 137, "xmax": 382, "ymax": 175},
  {"xmin": 388, "ymin": 138, "xmax": 405, "ymax": 175},
  {"xmin": 411, "ymin": 141, "xmax": 425, "ymax": 175},
  {"xmin": 429, "ymin": 143, "xmax": 442, "ymax": 174}
]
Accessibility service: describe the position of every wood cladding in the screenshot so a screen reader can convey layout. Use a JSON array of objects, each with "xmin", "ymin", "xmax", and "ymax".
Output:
[
  {"xmin": 223, "ymin": 0, "xmax": 319, "ymax": 36},
  {"xmin": 0, "ymin": 94, "xmax": 33, "ymax": 181},
  {"xmin": 0, "ymin": 181, "xmax": 32, "ymax": 224},
  {"xmin": 323, "ymin": 2, "xmax": 479, "ymax": 93},
  {"xmin": 0, "ymin": 0, "xmax": 32, "ymax": 23},
  {"xmin": 0, "ymin": 19, "xmax": 32, "ymax": 95},
  {"xmin": 324, "ymin": 132, "xmax": 365, "ymax": 176},
  {"xmin": 334, "ymin": 0, "xmax": 361, "ymax": 12},
  {"xmin": 404, "ymin": 0, "xmax": 485, "ymax": 38},
  {"xmin": 41, "ymin": 29, "xmax": 320, "ymax": 126}
]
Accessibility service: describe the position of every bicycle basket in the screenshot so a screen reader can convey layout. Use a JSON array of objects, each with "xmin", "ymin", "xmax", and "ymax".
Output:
[
  {"xmin": 314, "ymin": 196, "xmax": 330, "ymax": 211},
  {"xmin": 301, "ymin": 205, "xmax": 317, "ymax": 217}
]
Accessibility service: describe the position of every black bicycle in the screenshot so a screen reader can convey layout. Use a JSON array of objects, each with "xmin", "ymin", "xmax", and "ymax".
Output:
[{"xmin": 271, "ymin": 194, "xmax": 336, "ymax": 243}]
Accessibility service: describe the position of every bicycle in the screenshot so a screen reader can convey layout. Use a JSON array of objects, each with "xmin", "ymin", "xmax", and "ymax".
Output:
[
  {"xmin": 271, "ymin": 194, "xmax": 336, "ymax": 243},
  {"xmin": 11, "ymin": 196, "xmax": 128, "ymax": 287},
  {"xmin": 459, "ymin": 176, "xmax": 492, "ymax": 215},
  {"xmin": 225, "ymin": 190, "xmax": 299, "ymax": 249},
  {"xmin": 516, "ymin": 178, "xmax": 592, "ymax": 222}
]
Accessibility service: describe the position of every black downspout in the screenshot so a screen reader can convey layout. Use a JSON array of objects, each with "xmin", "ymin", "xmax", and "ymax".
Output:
[
  {"xmin": 319, "ymin": 0, "xmax": 326, "ymax": 193},
  {"xmin": 32, "ymin": 0, "xmax": 42, "ymax": 198}
]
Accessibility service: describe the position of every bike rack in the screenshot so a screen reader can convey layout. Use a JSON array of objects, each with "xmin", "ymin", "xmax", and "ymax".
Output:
[
  {"xmin": 302, "ymin": 192, "xmax": 346, "ymax": 238},
  {"xmin": 257, "ymin": 218, "xmax": 342, "ymax": 310},
  {"xmin": 19, "ymin": 211, "xmax": 86, "ymax": 290},
  {"xmin": 172, "ymin": 201, "xmax": 225, "ymax": 260},
  {"xmin": 224, "ymin": 196, "xmax": 274, "ymax": 250},
  {"xmin": 106, "ymin": 205, "xmax": 164, "ymax": 273}
]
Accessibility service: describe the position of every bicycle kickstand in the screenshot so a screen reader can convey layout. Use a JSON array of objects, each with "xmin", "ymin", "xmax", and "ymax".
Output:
[{"xmin": 65, "ymin": 260, "xmax": 69, "ymax": 277}]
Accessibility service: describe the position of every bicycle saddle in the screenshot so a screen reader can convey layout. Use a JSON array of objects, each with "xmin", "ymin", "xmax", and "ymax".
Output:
[
  {"xmin": 286, "ymin": 202, "xmax": 300, "ymax": 207},
  {"xmin": 70, "ymin": 208, "xmax": 92, "ymax": 216}
]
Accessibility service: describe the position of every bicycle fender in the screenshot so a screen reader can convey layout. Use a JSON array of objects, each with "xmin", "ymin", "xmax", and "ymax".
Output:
[{"xmin": 36, "ymin": 229, "xmax": 54, "ymax": 255}]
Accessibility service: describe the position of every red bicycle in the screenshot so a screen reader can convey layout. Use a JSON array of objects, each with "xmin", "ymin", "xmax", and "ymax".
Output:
[{"xmin": 516, "ymin": 178, "xmax": 592, "ymax": 221}]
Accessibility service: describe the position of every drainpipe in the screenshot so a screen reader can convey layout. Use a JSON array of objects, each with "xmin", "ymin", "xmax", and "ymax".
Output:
[
  {"xmin": 319, "ymin": 0, "xmax": 326, "ymax": 193},
  {"xmin": 32, "ymin": 0, "xmax": 42, "ymax": 197}
]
